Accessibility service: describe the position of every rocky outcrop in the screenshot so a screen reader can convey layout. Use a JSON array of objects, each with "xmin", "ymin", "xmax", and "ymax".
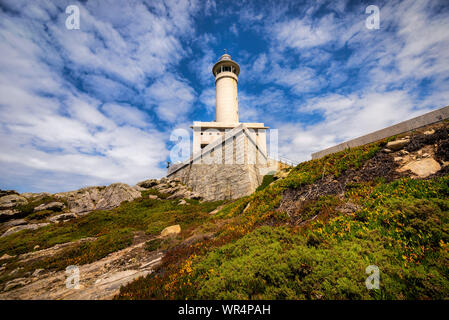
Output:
[
  {"xmin": 386, "ymin": 138, "xmax": 410, "ymax": 151},
  {"xmin": 137, "ymin": 179, "xmax": 159, "ymax": 188},
  {"xmin": 137, "ymin": 178, "xmax": 203, "ymax": 200},
  {"xmin": 17, "ymin": 237, "xmax": 96, "ymax": 264},
  {"xmin": 48, "ymin": 212, "xmax": 78, "ymax": 223},
  {"xmin": 1, "ymin": 223, "xmax": 50, "ymax": 238},
  {"xmin": 160, "ymin": 225, "xmax": 181, "ymax": 237},
  {"xmin": 0, "ymin": 194, "xmax": 27, "ymax": 210},
  {"xmin": 96, "ymin": 183, "xmax": 141, "ymax": 210},
  {"xmin": 0, "ymin": 239, "xmax": 163, "ymax": 299},
  {"xmin": 0, "ymin": 190, "xmax": 18, "ymax": 197},
  {"xmin": 3, "ymin": 219, "xmax": 27, "ymax": 228},
  {"xmin": 0, "ymin": 209, "xmax": 21, "ymax": 221},
  {"xmin": 34, "ymin": 202, "xmax": 65, "ymax": 212},
  {"xmin": 389, "ymin": 129, "xmax": 448, "ymax": 178},
  {"xmin": 54, "ymin": 183, "xmax": 141, "ymax": 214},
  {"xmin": 398, "ymin": 158, "xmax": 442, "ymax": 177}
]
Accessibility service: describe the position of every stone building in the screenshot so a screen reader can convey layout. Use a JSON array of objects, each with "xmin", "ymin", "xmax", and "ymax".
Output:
[{"xmin": 167, "ymin": 53, "xmax": 282, "ymax": 201}]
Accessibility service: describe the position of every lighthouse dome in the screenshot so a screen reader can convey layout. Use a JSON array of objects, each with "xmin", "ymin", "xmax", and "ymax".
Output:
[{"xmin": 219, "ymin": 53, "xmax": 232, "ymax": 61}]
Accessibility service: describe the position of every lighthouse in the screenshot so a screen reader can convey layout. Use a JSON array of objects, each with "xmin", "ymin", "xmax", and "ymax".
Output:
[
  {"xmin": 190, "ymin": 53, "xmax": 268, "ymax": 155},
  {"xmin": 212, "ymin": 53, "xmax": 240, "ymax": 123},
  {"xmin": 167, "ymin": 52, "xmax": 276, "ymax": 201}
]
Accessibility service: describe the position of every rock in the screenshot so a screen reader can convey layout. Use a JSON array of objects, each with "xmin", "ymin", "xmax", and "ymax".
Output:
[
  {"xmin": 0, "ymin": 190, "xmax": 18, "ymax": 197},
  {"xmin": 160, "ymin": 225, "xmax": 181, "ymax": 237},
  {"xmin": 18, "ymin": 237, "xmax": 96, "ymax": 264},
  {"xmin": 386, "ymin": 139, "xmax": 410, "ymax": 151},
  {"xmin": 160, "ymin": 177, "xmax": 168, "ymax": 184},
  {"xmin": 137, "ymin": 179, "xmax": 159, "ymax": 189},
  {"xmin": 424, "ymin": 129, "xmax": 435, "ymax": 135},
  {"xmin": 0, "ymin": 194, "xmax": 27, "ymax": 210},
  {"xmin": 394, "ymin": 157, "xmax": 403, "ymax": 162},
  {"xmin": 383, "ymin": 148, "xmax": 392, "ymax": 153},
  {"xmin": 133, "ymin": 185, "xmax": 146, "ymax": 192},
  {"xmin": 189, "ymin": 192, "xmax": 202, "ymax": 200},
  {"xmin": 398, "ymin": 158, "xmax": 441, "ymax": 177},
  {"xmin": 178, "ymin": 199, "xmax": 189, "ymax": 205},
  {"xmin": 55, "ymin": 187, "xmax": 102, "ymax": 213},
  {"xmin": 166, "ymin": 190, "xmax": 184, "ymax": 199},
  {"xmin": 1, "ymin": 223, "xmax": 49, "ymax": 238},
  {"xmin": 9, "ymin": 267, "xmax": 23, "ymax": 276},
  {"xmin": 48, "ymin": 212, "xmax": 77, "ymax": 223},
  {"xmin": 33, "ymin": 245, "xmax": 40, "ymax": 250},
  {"xmin": 0, "ymin": 253, "xmax": 15, "ymax": 261},
  {"xmin": 399, "ymin": 150, "xmax": 409, "ymax": 155},
  {"xmin": 0, "ymin": 209, "xmax": 21, "ymax": 221},
  {"xmin": 0, "ymin": 241, "xmax": 163, "ymax": 300},
  {"xmin": 148, "ymin": 195, "xmax": 159, "ymax": 200},
  {"xmin": 20, "ymin": 192, "xmax": 51, "ymax": 200},
  {"xmin": 33, "ymin": 201, "xmax": 65, "ymax": 212},
  {"xmin": 32, "ymin": 269, "xmax": 44, "ymax": 277},
  {"xmin": 4, "ymin": 278, "xmax": 29, "ymax": 291},
  {"xmin": 55, "ymin": 183, "xmax": 141, "ymax": 214},
  {"xmin": 156, "ymin": 184, "xmax": 179, "ymax": 194},
  {"xmin": 422, "ymin": 153, "xmax": 430, "ymax": 158},
  {"xmin": 208, "ymin": 205, "xmax": 224, "ymax": 215},
  {"xmin": 2, "ymin": 219, "xmax": 27, "ymax": 228},
  {"xmin": 95, "ymin": 183, "xmax": 142, "ymax": 210}
]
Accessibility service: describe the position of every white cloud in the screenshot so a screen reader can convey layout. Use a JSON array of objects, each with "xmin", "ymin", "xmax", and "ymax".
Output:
[
  {"xmin": 145, "ymin": 74, "xmax": 196, "ymax": 123},
  {"xmin": 199, "ymin": 87, "xmax": 216, "ymax": 114},
  {"xmin": 0, "ymin": 0, "xmax": 200, "ymax": 192},
  {"xmin": 277, "ymin": 90, "xmax": 433, "ymax": 162},
  {"xmin": 273, "ymin": 15, "xmax": 336, "ymax": 50},
  {"xmin": 101, "ymin": 103, "xmax": 152, "ymax": 128}
]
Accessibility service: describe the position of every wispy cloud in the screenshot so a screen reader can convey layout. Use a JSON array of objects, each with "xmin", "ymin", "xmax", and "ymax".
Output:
[
  {"xmin": 1, "ymin": 0, "xmax": 448, "ymax": 192},
  {"xmin": 0, "ymin": 0, "xmax": 199, "ymax": 192}
]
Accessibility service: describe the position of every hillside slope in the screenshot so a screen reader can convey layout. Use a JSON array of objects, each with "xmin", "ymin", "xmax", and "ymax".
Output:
[
  {"xmin": 0, "ymin": 121, "xmax": 448, "ymax": 299},
  {"xmin": 116, "ymin": 121, "xmax": 449, "ymax": 300}
]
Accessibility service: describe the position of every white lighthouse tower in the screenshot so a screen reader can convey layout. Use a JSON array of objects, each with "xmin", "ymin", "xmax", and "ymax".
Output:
[
  {"xmin": 191, "ymin": 53, "xmax": 268, "ymax": 154},
  {"xmin": 213, "ymin": 53, "xmax": 240, "ymax": 123},
  {"xmin": 167, "ymin": 52, "xmax": 276, "ymax": 201}
]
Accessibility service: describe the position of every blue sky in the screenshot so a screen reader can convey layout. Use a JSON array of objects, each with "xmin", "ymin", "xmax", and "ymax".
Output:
[{"xmin": 1, "ymin": 0, "xmax": 449, "ymax": 193}]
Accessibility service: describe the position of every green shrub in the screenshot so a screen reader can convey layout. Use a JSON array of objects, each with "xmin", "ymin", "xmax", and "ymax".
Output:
[
  {"xmin": 256, "ymin": 175, "xmax": 275, "ymax": 192},
  {"xmin": 145, "ymin": 238, "xmax": 163, "ymax": 251}
]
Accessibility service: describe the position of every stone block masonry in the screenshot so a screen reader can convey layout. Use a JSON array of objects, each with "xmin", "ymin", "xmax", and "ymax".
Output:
[
  {"xmin": 167, "ymin": 124, "xmax": 279, "ymax": 201},
  {"xmin": 168, "ymin": 163, "xmax": 263, "ymax": 201},
  {"xmin": 312, "ymin": 105, "xmax": 449, "ymax": 159}
]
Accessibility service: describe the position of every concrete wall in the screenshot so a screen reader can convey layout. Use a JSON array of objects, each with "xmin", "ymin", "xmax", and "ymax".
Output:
[{"xmin": 312, "ymin": 105, "xmax": 449, "ymax": 160}]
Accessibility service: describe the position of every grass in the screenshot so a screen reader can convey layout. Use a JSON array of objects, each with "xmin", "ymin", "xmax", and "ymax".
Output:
[
  {"xmin": 0, "ymin": 192, "xmax": 224, "ymax": 287},
  {"xmin": 116, "ymin": 140, "xmax": 449, "ymax": 300},
  {"xmin": 2, "ymin": 131, "xmax": 448, "ymax": 299},
  {"xmin": 256, "ymin": 174, "xmax": 275, "ymax": 192}
]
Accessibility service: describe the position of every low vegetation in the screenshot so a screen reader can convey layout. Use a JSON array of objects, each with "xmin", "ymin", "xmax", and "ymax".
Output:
[
  {"xmin": 2, "ymin": 125, "xmax": 448, "ymax": 299},
  {"xmin": 0, "ymin": 191, "xmax": 223, "ymax": 287},
  {"xmin": 116, "ymin": 138, "xmax": 449, "ymax": 300}
]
